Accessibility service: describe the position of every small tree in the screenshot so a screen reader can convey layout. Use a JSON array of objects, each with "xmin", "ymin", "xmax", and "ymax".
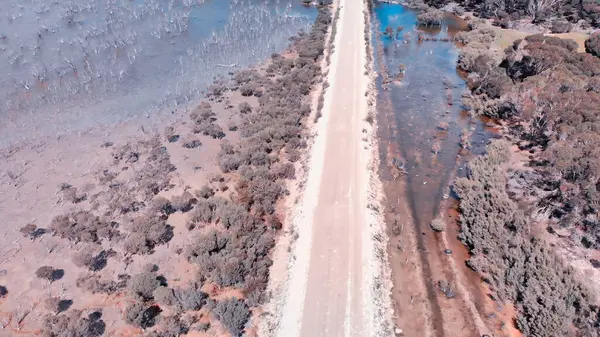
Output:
[
  {"xmin": 36, "ymin": 266, "xmax": 63, "ymax": 282},
  {"xmin": 527, "ymin": 0, "xmax": 564, "ymax": 22},
  {"xmin": 44, "ymin": 297, "xmax": 73, "ymax": 314}
]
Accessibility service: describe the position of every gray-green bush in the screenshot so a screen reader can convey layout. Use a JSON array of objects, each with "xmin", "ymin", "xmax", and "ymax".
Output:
[{"xmin": 455, "ymin": 140, "xmax": 599, "ymax": 336}]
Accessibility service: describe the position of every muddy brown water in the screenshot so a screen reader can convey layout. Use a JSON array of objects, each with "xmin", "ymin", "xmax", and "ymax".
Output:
[{"xmin": 371, "ymin": 2, "xmax": 512, "ymax": 336}]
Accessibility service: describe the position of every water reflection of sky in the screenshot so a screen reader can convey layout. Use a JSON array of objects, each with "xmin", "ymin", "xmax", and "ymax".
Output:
[
  {"xmin": 373, "ymin": 2, "xmax": 491, "ymax": 221},
  {"xmin": 0, "ymin": 0, "xmax": 316, "ymax": 145}
]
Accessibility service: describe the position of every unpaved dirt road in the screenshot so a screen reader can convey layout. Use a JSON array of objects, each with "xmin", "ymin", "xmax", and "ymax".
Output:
[{"xmin": 276, "ymin": 0, "xmax": 378, "ymax": 335}]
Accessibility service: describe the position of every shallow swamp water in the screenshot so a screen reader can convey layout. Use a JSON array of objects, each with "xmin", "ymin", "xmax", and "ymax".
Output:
[{"xmin": 371, "ymin": 2, "xmax": 517, "ymax": 336}]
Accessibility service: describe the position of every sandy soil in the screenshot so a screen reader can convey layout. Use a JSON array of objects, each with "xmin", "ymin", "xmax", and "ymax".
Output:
[
  {"xmin": 490, "ymin": 26, "xmax": 590, "ymax": 52},
  {"xmin": 271, "ymin": 0, "xmax": 392, "ymax": 335}
]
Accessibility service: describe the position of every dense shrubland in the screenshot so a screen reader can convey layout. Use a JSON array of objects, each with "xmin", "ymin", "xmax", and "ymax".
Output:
[
  {"xmin": 422, "ymin": 0, "xmax": 600, "ymax": 27},
  {"xmin": 455, "ymin": 18, "xmax": 600, "ymax": 336},
  {"xmin": 37, "ymin": 5, "xmax": 333, "ymax": 337},
  {"xmin": 184, "ymin": 5, "xmax": 332, "ymax": 310},
  {"xmin": 455, "ymin": 141, "xmax": 600, "ymax": 336},
  {"xmin": 587, "ymin": 32, "xmax": 600, "ymax": 57}
]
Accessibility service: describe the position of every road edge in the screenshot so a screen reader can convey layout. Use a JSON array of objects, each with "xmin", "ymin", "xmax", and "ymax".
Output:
[
  {"xmin": 360, "ymin": 0, "xmax": 395, "ymax": 335},
  {"xmin": 256, "ymin": 2, "xmax": 343, "ymax": 336}
]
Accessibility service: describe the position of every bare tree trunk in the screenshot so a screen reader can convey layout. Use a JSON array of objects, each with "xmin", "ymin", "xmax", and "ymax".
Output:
[{"xmin": 528, "ymin": 0, "xmax": 563, "ymax": 22}]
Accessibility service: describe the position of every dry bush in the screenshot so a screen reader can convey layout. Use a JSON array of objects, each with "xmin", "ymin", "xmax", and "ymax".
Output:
[
  {"xmin": 194, "ymin": 122, "xmax": 226, "ymax": 139},
  {"xmin": 44, "ymin": 297, "xmax": 73, "ymax": 314},
  {"xmin": 72, "ymin": 249, "xmax": 113, "ymax": 272},
  {"xmin": 417, "ymin": 8, "xmax": 443, "ymax": 26},
  {"xmin": 123, "ymin": 215, "xmax": 173, "ymax": 255},
  {"xmin": 41, "ymin": 310, "xmax": 105, "ymax": 337},
  {"xmin": 424, "ymin": 0, "xmax": 599, "ymax": 26},
  {"xmin": 227, "ymin": 120, "xmax": 238, "ymax": 131},
  {"xmin": 61, "ymin": 186, "xmax": 87, "ymax": 204},
  {"xmin": 36, "ymin": 266, "xmax": 63, "ymax": 282},
  {"xmin": 185, "ymin": 225, "xmax": 274, "ymax": 291},
  {"xmin": 148, "ymin": 196, "xmax": 174, "ymax": 216},
  {"xmin": 164, "ymin": 126, "xmax": 179, "ymax": 143},
  {"xmin": 50, "ymin": 211, "xmax": 120, "ymax": 244},
  {"xmin": 217, "ymin": 202, "xmax": 255, "ymax": 229},
  {"xmin": 502, "ymin": 35, "xmax": 580, "ymax": 82},
  {"xmin": 240, "ymin": 83, "xmax": 256, "ymax": 97},
  {"xmin": 152, "ymin": 285, "xmax": 207, "ymax": 311},
  {"xmin": 135, "ymin": 142, "xmax": 177, "ymax": 201},
  {"xmin": 186, "ymin": 197, "xmax": 227, "ymax": 230},
  {"xmin": 251, "ymin": 177, "xmax": 285, "ymax": 214},
  {"xmin": 182, "ymin": 138, "xmax": 202, "ymax": 149},
  {"xmin": 0, "ymin": 285, "xmax": 7, "ymax": 298},
  {"xmin": 586, "ymin": 32, "xmax": 600, "ymax": 58},
  {"xmin": 153, "ymin": 286, "xmax": 176, "ymax": 306},
  {"xmin": 208, "ymin": 298, "xmax": 250, "ymax": 337},
  {"xmin": 145, "ymin": 314, "xmax": 191, "ymax": 337},
  {"xmin": 76, "ymin": 274, "xmax": 120, "ymax": 294},
  {"xmin": 272, "ymin": 162, "xmax": 296, "ymax": 180},
  {"xmin": 127, "ymin": 272, "xmax": 162, "ymax": 301},
  {"xmin": 171, "ymin": 191, "xmax": 197, "ymax": 212},
  {"xmin": 173, "ymin": 287, "xmax": 207, "ymax": 311},
  {"xmin": 19, "ymin": 223, "xmax": 47, "ymax": 240},
  {"xmin": 430, "ymin": 217, "xmax": 446, "ymax": 232},
  {"xmin": 238, "ymin": 102, "xmax": 252, "ymax": 114},
  {"xmin": 195, "ymin": 185, "xmax": 215, "ymax": 199},
  {"xmin": 550, "ymin": 20, "xmax": 572, "ymax": 33},
  {"xmin": 124, "ymin": 302, "xmax": 161, "ymax": 329}
]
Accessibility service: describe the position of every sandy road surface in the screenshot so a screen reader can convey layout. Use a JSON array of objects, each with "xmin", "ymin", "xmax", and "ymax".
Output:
[{"xmin": 276, "ymin": 0, "xmax": 379, "ymax": 336}]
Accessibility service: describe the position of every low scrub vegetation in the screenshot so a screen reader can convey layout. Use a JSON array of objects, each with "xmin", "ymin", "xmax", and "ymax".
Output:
[
  {"xmin": 455, "ymin": 25, "xmax": 600, "ymax": 335},
  {"xmin": 35, "ymin": 5, "xmax": 333, "ymax": 336},
  {"xmin": 50, "ymin": 211, "xmax": 120, "ymax": 244},
  {"xmin": 417, "ymin": 8, "xmax": 443, "ymax": 26},
  {"xmin": 41, "ymin": 310, "xmax": 105, "ymax": 337},
  {"xmin": 455, "ymin": 141, "xmax": 600, "ymax": 336},
  {"xmin": 420, "ymin": 0, "xmax": 600, "ymax": 27},
  {"xmin": 207, "ymin": 298, "xmax": 250, "ymax": 336}
]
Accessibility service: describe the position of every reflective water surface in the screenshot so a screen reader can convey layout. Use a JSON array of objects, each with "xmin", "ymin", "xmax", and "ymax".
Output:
[{"xmin": 0, "ymin": 0, "xmax": 316, "ymax": 146}]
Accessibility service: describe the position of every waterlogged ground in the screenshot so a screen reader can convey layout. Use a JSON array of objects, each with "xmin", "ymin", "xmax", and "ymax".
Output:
[
  {"xmin": 0, "ymin": 0, "xmax": 316, "ymax": 146},
  {"xmin": 375, "ymin": 3, "xmax": 493, "ymax": 218},
  {"xmin": 373, "ymin": 3, "xmax": 504, "ymax": 336}
]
